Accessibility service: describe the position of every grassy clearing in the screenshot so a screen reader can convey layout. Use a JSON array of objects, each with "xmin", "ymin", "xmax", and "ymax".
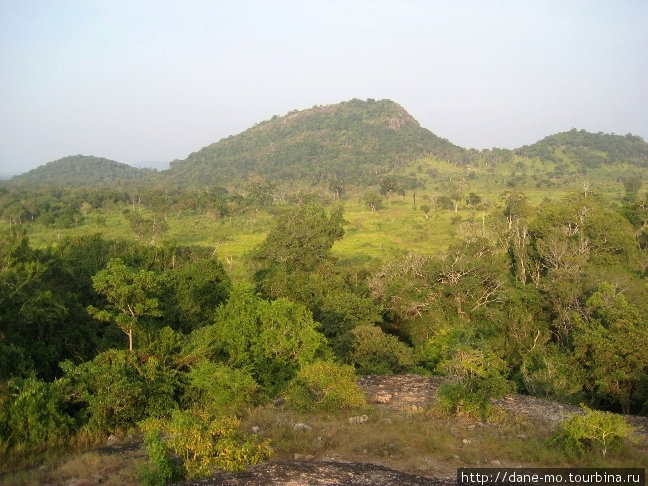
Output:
[{"xmin": 239, "ymin": 402, "xmax": 647, "ymax": 478}]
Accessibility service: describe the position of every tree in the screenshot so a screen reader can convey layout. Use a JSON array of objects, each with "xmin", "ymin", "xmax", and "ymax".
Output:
[
  {"xmin": 125, "ymin": 212, "xmax": 169, "ymax": 245},
  {"xmin": 379, "ymin": 176, "xmax": 405, "ymax": 206},
  {"xmin": 574, "ymin": 283, "xmax": 648, "ymax": 414},
  {"xmin": 88, "ymin": 258, "xmax": 162, "ymax": 351},
  {"xmin": 251, "ymin": 203, "xmax": 344, "ymax": 273},
  {"xmin": 362, "ymin": 191, "xmax": 383, "ymax": 211},
  {"xmin": 189, "ymin": 288, "xmax": 327, "ymax": 396},
  {"xmin": 501, "ymin": 191, "xmax": 532, "ymax": 229}
]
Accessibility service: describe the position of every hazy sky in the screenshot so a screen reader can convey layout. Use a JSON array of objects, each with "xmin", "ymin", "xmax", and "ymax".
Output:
[{"xmin": 1, "ymin": 1, "xmax": 647, "ymax": 175}]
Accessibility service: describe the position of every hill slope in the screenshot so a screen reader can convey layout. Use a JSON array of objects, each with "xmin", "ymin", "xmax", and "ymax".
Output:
[
  {"xmin": 515, "ymin": 129, "xmax": 648, "ymax": 168},
  {"xmin": 10, "ymin": 155, "xmax": 156, "ymax": 187},
  {"xmin": 164, "ymin": 98, "xmax": 464, "ymax": 187}
]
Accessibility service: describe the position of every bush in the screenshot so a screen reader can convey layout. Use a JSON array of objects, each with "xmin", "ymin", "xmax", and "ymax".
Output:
[
  {"xmin": 0, "ymin": 376, "xmax": 73, "ymax": 454},
  {"xmin": 436, "ymin": 382, "xmax": 491, "ymax": 420},
  {"xmin": 348, "ymin": 325, "xmax": 414, "ymax": 374},
  {"xmin": 186, "ymin": 362, "xmax": 258, "ymax": 414},
  {"xmin": 137, "ymin": 429, "xmax": 184, "ymax": 486},
  {"xmin": 552, "ymin": 406, "xmax": 632, "ymax": 457},
  {"xmin": 140, "ymin": 409, "xmax": 272, "ymax": 479},
  {"xmin": 285, "ymin": 360, "xmax": 365, "ymax": 412}
]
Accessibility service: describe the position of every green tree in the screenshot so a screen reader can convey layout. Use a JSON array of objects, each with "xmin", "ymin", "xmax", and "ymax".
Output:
[
  {"xmin": 362, "ymin": 191, "xmax": 383, "ymax": 211},
  {"xmin": 88, "ymin": 258, "xmax": 162, "ymax": 351},
  {"xmin": 187, "ymin": 288, "xmax": 327, "ymax": 396},
  {"xmin": 251, "ymin": 203, "xmax": 344, "ymax": 274},
  {"xmin": 379, "ymin": 176, "xmax": 405, "ymax": 206},
  {"xmin": 574, "ymin": 282, "xmax": 648, "ymax": 414}
]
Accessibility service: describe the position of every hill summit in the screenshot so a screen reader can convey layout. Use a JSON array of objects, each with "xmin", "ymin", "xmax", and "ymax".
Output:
[
  {"xmin": 164, "ymin": 98, "xmax": 463, "ymax": 187},
  {"xmin": 10, "ymin": 155, "xmax": 155, "ymax": 187}
]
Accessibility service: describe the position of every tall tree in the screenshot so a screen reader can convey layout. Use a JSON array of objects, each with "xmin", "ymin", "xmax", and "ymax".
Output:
[{"xmin": 88, "ymin": 258, "xmax": 162, "ymax": 351}]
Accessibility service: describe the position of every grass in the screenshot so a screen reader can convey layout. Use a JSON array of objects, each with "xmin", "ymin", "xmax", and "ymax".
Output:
[
  {"xmin": 0, "ymin": 389, "xmax": 645, "ymax": 484},
  {"xmin": 238, "ymin": 401, "xmax": 647, "ymax": 478}
]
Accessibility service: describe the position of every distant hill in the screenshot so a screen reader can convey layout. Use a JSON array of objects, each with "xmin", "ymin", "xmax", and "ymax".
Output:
[
  {"xmin": 10, "ymin": 155, "xmax": 156, "ymax": 187},
  {"xmin": 164, "ymin": 98, "xmax": 465, "ymax": 187},
  {"xmin": 8, "ymin": 104, "xmax": 648, "ymax": 191},
  {"xmin": 515, "ymin": 129, "xmax": 648, "ymax": 168}
]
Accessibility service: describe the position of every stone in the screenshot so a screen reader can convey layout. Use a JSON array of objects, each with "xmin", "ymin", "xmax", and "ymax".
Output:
[
  {"xmin": 106, "ymin": 434, "xmax": 118, "ymax": 446},
  {"xmin": 168, "ymin": 460, "xmax": 454, "ymax": 486},
  {"xmin": 251, "ymin": 425, "xmax": 260, "ymax": 434},
  {"xmin": 348, "ymin": 415, "xmax": 369, "ymax": 425},
  {"xmin": 293, "ymin": 422, "xmax": 313, "ymax": 431},
  {"xmin": 372, "ymin": 392, "xmax": 393, "ymax": 404}
]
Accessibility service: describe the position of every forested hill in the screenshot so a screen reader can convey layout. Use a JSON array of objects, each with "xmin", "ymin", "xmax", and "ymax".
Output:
[
  {"xmin": 10, "ymin": 155, "xmax": 156, "ymax": 187},
  {"xmin": 164, "ymin": 98, "xmax": 464, "ymax": 187},
  {"xmin": 515, "ymin": 129, "xmax": 648, "ymax": 168}
]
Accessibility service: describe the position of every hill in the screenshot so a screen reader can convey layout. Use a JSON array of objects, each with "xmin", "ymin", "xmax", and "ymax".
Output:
[
  {"xmin": 10, "ymin": 155, "xmax": 156, "ymax": 187},
  {"xmin": 514, "ymin": 129, "xmax": 648, "ymax": 169},
  {"xmin": 164, "ymin": 98, "xmax": 465, "ymax": 187}
]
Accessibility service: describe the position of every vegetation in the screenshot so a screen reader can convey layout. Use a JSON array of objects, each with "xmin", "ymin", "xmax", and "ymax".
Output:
[{"xmin": 1, "ymin": 98, "xmax": 648, "ymax": 483}]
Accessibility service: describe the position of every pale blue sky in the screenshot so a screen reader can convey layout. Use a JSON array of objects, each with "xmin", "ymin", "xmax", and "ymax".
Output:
[{"xmin": 1, "ymin": 1, "xmax": 647, "ymax": 174}]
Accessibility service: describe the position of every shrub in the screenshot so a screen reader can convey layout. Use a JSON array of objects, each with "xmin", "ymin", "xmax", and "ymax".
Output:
[
  {"xmin": 137, "ymin": 429, "xmax": 184, "ymax": 486},
  {"xmin": 0, "ymin": 376, "xmax": 72, "ymax": 454},
  {"xmin": 348, "ymin": 325, "xmax": 414, "ymax": 374},
  {"xmin": 436, "ymin": 382, "xmax": 491, "ymax": 420},
  {"xmin": 552, "ymin": 406, "xmax": 632, "ymax": 457},
  {"xmin": 140, "ymin": 409, "xmax": 272, "ymax": 479},
  {"xmin": 285, "ymin": 360, "xmax": 365, "ymax": 412},
  {"xmin": 186, "ymin": 362, "xmax": 258, "ymax": 414}
]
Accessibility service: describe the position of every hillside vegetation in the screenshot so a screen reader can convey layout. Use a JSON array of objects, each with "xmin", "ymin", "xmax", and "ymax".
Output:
[
  {"xmin": 164, "ymin": 98, "xmax": 464, "ymax": 187},
  {"xmin": 10, "ymin": 155, "xmax": 156, "ymax": 187},
  {"xmin": 1, "ymin": 99, "xmax": 648, "ymax": 485}
]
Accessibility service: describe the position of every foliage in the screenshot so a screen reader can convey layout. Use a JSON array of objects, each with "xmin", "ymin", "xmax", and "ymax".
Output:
[
  {"xmin": 436, "ymin": 382, "xmax": 492, "ymax": 420},
  {"xmin": 552, "ymin": 406, "xmax": 632, "ymax": 457},
  {"xmin": 187, "ymin": 287, "xmax": 327, "ymax": 396},
  {"xmin": 60, "ymin": 349, "xmax": 182, "ymax": 434},
  {"xmin": 9, "ymin": 155, "xmax": 156, "ymax": 188},
  {"xmin": 88, "ymin": 258, "xmax": 162, "ymax": 351},
  {"xmin": 186, "ymin": 362, "xmax": 257, "ymax": 415},
  {"xmin": 165, "ymin": 98, "xmax": 464, "ymax": 187},
  {"xmin": 285, "ymin": 360, "xmax": 366, "ymax": 412},
  {"xmin": 362, "ymin": 191, "xmax": 383, "ymax": 211},
  {"xmin": 140, "ymin": 410, "xmax": 272, "ymax": 479},
  {"xmin": 0, "ymin": 376, "xmax": 72, "ymax": 453},
  {"xmin": 573, "ymin": 282, "xmax": 648, "ymax": 414},
  {"xmin": 348, "ymin": 325, "xmax": 414, "ymax": 374},
  {"xmin": 251, "ymin": 203, "xmax": 344, "ymax": 273},
  {"xmin": 137, "ymin": 429, "xmax": 185, "ymax": 486},
  {"xmin": 521, "ymin": 345, "xmax": 583, "ymax": 402}
]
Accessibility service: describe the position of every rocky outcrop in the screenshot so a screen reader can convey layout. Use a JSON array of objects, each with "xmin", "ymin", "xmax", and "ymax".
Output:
[{"xmin": 170, "ymin": 460, "xmax": 454, "ymax": 486}]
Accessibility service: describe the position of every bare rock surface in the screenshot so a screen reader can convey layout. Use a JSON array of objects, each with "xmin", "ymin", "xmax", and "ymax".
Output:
[
  {"xmin": 170, "ymin": 460, "xmax": 454, "ymax": 486},
  {"xmin": 357, "ymin": 374, "xmax": 648, "ymax": 438},
  {"xmin": 358, "ymin": 374, "xmax": 443, "ymax": 411}
]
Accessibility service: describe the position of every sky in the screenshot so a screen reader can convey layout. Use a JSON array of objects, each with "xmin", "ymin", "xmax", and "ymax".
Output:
[{"xmin": 1, "ymin": 0, "xmax": 647, "ymax": 175}]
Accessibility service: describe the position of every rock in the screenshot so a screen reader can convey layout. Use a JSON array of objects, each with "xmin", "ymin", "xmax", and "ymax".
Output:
[
  {"xmin": 106, "ymin": 434, "xmax": 118, "ymax": 446},
  {"xmin": 273, "ymin": 397, "xmax": 285, "ymax": 407},
  {"xmin": 462, "ymin": 439, "xmax": 471, "ymax": 445},
  {"xmin": 293, "ymin": 422, "xmax": 312, "ymax": 431},
  {"xmin": 491, "ymin": 460, "xmax": 502, "ymax": 466},
  {"xmin": 371, "ymin": 392, "xmax": 393, "ymax": 404},
  {"xmin": 348, "ymin": 415, "xmax": 369, "ymax": 425},
  {"xmin": 251, "ymin": 425, "xmax": 260, "ymax": 434},
  {"xmin": 169, "ymin": 460, "xmax": 454, "ymax": 486}
]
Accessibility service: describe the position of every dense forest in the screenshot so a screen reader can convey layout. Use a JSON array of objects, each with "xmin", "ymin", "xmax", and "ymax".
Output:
[{"xmin": 2, "ymin": 99, "xmax": 648, "ymax": 484}]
